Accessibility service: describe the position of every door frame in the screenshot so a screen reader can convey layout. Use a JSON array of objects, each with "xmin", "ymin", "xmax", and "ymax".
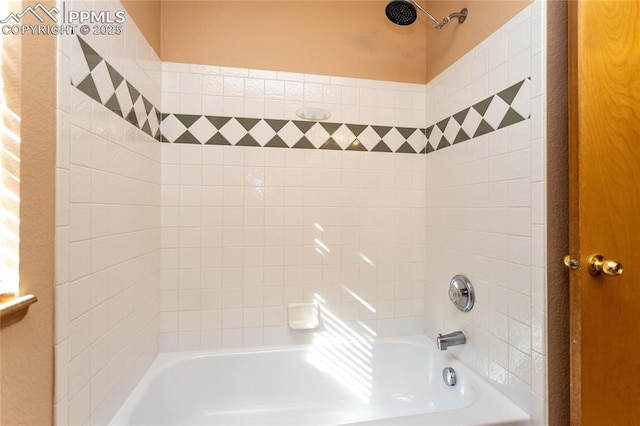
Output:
[{"xmin": 545, "ymin": 0, "xmax": 570, "ymax": 424}]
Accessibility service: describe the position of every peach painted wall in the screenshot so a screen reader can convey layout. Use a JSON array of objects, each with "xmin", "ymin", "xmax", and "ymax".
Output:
[
  {"xmin": 125, "ymin": 0, "xmax": 532, "ymax": 84},
  {"xmin": 121, "ymin": 0, "xmax": 162, "ymax": 56},
  {"xmin": 0, "ymin": 2, "xmax": 56, "ymax": 425},
  {"xmin": 157, "ymin": 1, "xmax": 531, "ymax": 84},
  {"xmin": 160, "ymin": 0, "xmax": 429, "ymax": 83}
]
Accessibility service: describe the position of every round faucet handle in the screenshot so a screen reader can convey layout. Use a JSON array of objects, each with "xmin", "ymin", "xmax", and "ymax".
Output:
[
  {"xmin": 448, "ymin": 287, "xmax": 463, "ymax": 302},
  {"xmin": 448, "ymin": 275, "xmax": 474, "ymax": 312}
]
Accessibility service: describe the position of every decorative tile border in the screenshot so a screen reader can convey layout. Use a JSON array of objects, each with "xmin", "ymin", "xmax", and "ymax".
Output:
[
  {"xmin": 71, "ymin": 35, "xmax": 531, "ymax": 156},
  {"xmin": 71, "ymin": 36, "xmax": 162, "ymax": 141},
  {"xmin": 424, "ymin": 78, "xmax": 532, "ymax": 153},
  {"xmin": 160, "ymin": 114, "xmax": 428, "ymax": 153}
]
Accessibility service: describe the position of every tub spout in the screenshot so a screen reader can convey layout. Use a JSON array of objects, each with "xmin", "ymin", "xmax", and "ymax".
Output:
[{"xmin": 436, "ymin": 331, "xmax": 466, "ymax": 350}]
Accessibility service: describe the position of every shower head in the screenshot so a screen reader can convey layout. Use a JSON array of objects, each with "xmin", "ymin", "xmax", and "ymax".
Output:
[
  {"xmin": 385, "ymin": 0, "xmax": 468, "ymax": 30},
  {"xmin": 385, "ymin": 0, "xmax": 418, "ymax": 26}
]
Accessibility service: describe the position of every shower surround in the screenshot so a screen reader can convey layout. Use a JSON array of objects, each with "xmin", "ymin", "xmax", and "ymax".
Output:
[
  {"xmin": 55, "ymin": 0, "xmax": 547, "ymax": 424},
  {"xmin": 55, "ymin": 3, "xmax": 162, "ymax": 424},
  {"xmin": 158, "ymin": 61, "xmax": 428, "ymax": 351},
  {"xmin": 423, "ymin": 3, "xmax": 547, "ymax": 421}
]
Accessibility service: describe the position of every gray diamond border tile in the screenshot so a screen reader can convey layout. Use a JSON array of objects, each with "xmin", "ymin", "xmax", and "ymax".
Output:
[{"xmin": 72, "ymin": 35, "xmax": 532, "ymax": 156}]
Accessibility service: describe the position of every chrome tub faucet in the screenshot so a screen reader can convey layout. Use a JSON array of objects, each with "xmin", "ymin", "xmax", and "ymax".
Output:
[{"xmin": 436, "ymin": 331, "xmax": 466, "ymax": 350}]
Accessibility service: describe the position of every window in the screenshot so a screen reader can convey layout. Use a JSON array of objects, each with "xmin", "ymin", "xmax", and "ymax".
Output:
[{"xmin": 0, "ymin": 9, "xmax": 20, "ymax": 298}]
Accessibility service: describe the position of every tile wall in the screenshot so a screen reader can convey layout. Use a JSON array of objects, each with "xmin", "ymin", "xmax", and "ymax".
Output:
[
  {"xmin": 161, "ymin": 62, "xmax": 427, "ymax": 128},
  {"xmin": 422, "ymin": 2, "xmax": 546, "ymax": 423},
  {"xmin": 55, "ymin": 1, "xmax": 162, "ymax": 424},
  {"xmin": 159, "ymin": 65, "xmax": 428, "ymax": 351}
]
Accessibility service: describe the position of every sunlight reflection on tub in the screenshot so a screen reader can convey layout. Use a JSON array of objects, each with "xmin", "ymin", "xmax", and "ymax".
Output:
[
  {"xmin": 306, "ymin": 293, "xmax": 376, "ymax": 404},
  {"xmin": 307, "ymin": 221, "xmax": 379, "ymax": 404}
]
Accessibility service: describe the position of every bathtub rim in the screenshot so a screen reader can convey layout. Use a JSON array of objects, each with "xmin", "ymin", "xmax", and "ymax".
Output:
[{"xmin": 109, "ymin": 334, "xmax": 531, "ymax": 426}]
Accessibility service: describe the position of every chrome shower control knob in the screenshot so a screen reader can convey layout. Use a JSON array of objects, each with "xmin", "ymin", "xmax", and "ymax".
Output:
[
  {"xmin": 448, "ymin": 275, "xmax": 474, "ymax": 312},
  {"xmin": 448, "ymin": 287, "xmax": 463, "ymax": 303}
]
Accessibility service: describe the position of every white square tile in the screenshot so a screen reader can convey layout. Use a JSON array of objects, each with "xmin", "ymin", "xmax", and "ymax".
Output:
[
  {"xmin": 304, "ymin": 83, "xmax": 323, "ymax": 103},
  {"xmin": 202, "ymin": 145, "xmax": 224, "ymax": 165},
  {"xmin": 489, "ymin": 335, "xmax": 509, "ymax": 368},
  {"xmin": 180, "ymin": 165, "xmax": 202, "ymax": 185},
  {"xmin": 531, "ymin": 225, "xmax": 545, "ymax": 268},
  {"xmin": 322, "ymin": 85, "xmax": 341, "ymax": 104},
  {"xmin": 509, "ymin": 291, "xmax": 531, "ymax": 325},
  {"xmin": 285, "ymin": 81, "xmax": 303, "ymax": 101},
  {"xmin": 264, "ymin": 99, "xmax": 285, "ymax": 119},
  {"xmin": 489, "ymin": 310, "xmax": 509, "ymax": 341},
  {"xmin": 178, "ymin": 332, "xmax": 201, "ymax": 351},
  {"xmin": 265, "ymin": 80, "xmax": 285, "ymax": 100},
  {"xmin": 529, "ymin": 138, "xmax": 544, "ymax": 185},
  {"xmin": 244, "ymin": 98, "xmax": 265, "ymax": 118},
  {"xmin": 508, "ymin": 149, "xmax": 531, "ymax": 180},
  {"xmin": 532, "ymin": 308, "xmax": 545, "ymax": 355},
  {"xmin": 180, "ymin": 73, "xmax": 202, "ymax": 94},
  {"xmin": 163, "ymin": 62, "xmax": 190, "ymax": 73},
  {"xmin": 178, "ymin": 144, "xmax": 202, "ymax": 165},
  {"xmin": 509, "ymin": 346, "xmax": 532, "ymax": 384},
  {"xmin": 508, "ymin": 178, "xmax": 531, "ymax": 207},
  {"xmin": 508, "ymin": 208, "xmax": 531, "ymax": 236},
  {"xmin": 71, "ymin": 88, "xmax": 93, "ymax": 133},
  {"xmin": 509, "ymin": 50, "xmax": 531, "ymax": 87},
  {"xmin": 159, "ymin": 333, "xmax": 178, "ymax": 352},
  {"xmin": 484, "ymin": 96, "xmax": 510, "ymax": 130},
  {"xmin": 394, "ymin": 91, "xmax": 412, "ymax": 109},
  {"xmin": 218, "ymin": 119, "xmax": 247, "ymax": 145},
  {"xmin": 532, "ymin": 351, "xmax": 546, "ymax": 397},
  {"xmin": 509, "ymin": 318, "xmax": 532, "ymax": 355},
  {"xmin": 305, "ymin": 123, "xmax": 330, "ymax": 148},
  {"xmin": 488, "ymin": 63, "xmax": 509, "ymax": 96},
  {"xmin": 179, "ymin": 93, "xmax": 202, "ymax": 115},
  {"xmin": 68, "ymin": 384, "xmax": 90, "ymax": 425},
  {"xmin": 189, "ymin": 116, "xmax": 216, "ymax": 144},
  {"xmin": 488, "ymin": 36, "xmax": 508, "ymax": 70},
  {"xmin": 383, "ymin": 128, "xmax": 405, "ymax": 152},
  {"xmin": 508, "ymin": 18, "xmax": 531, "ymax": 57},
  {"xmin": 356, "ymin": 126, "xmax": 380, "ymax": 151},
  {"xmin": 161, "ymin": 115, "xmax": 186, "ymax": 143},
  {"xmin": 202, "ymin": 75, "xmax": 224, "ymax": 97},
  {"xmin": 277, "ymin": 121, "xmax": 304, "ymax": 147},
  {"xmin": 531, "ymin": 182, "xmax": 544, "ymax": 225},
  {"xmin": 221, "ymin": 67, "xmax": 249, "ymax": 77},
  {"xmin": 162, "ymin": 71, "xmax": 180, "ymax": 93},
  {"xmin": 508, "ymin": 236, "xmax": 531, "ymax": 266},
  {"xmin": 508, "ymin": 262, "xmax": 531, "ymax": 296},
  {"xmin": 162, "ymin": 92, "xmax": 180, "ymax": 114}
]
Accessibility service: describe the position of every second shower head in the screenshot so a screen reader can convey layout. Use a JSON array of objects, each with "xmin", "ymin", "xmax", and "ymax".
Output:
[{"xmin": 385, "ymin": 0, "xmax": 467, "ymax": 29}]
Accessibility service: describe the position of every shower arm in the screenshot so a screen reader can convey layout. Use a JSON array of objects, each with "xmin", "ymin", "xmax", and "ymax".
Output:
[{"xmin": 409, "ymin": 0, "xmax": 468, "ymax": 29}]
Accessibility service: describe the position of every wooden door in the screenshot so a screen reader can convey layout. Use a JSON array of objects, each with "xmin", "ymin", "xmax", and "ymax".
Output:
[{"xmin": 569, "ymin": 1, "xmax": 640, "ymax": 424}]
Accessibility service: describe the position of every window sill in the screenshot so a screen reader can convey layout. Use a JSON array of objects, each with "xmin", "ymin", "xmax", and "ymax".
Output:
[{"xmin": 0, "ymin": 293, "xmax": 38, "ymax": 319}]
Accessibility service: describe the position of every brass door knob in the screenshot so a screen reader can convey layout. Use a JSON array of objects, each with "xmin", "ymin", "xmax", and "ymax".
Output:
[{"xmin": 588, "ymin": 254, "xmax": 623, "ymax": 277}]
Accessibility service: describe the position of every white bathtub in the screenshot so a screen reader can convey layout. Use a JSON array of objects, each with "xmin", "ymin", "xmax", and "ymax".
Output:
[{"xmin": 109, "ymin": 335, "xmax": 530, "ymax": 425}]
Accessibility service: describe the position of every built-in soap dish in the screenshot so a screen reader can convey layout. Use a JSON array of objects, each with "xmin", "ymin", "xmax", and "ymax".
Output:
[{"xmin": 288, "ymin": 302, "xmax": 320, "ymax": 330}]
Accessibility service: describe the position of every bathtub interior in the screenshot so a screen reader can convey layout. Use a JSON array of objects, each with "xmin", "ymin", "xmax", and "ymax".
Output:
[{"xmin": 110, "ymin": 336, "xmax": 528, "ymax": 426}]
